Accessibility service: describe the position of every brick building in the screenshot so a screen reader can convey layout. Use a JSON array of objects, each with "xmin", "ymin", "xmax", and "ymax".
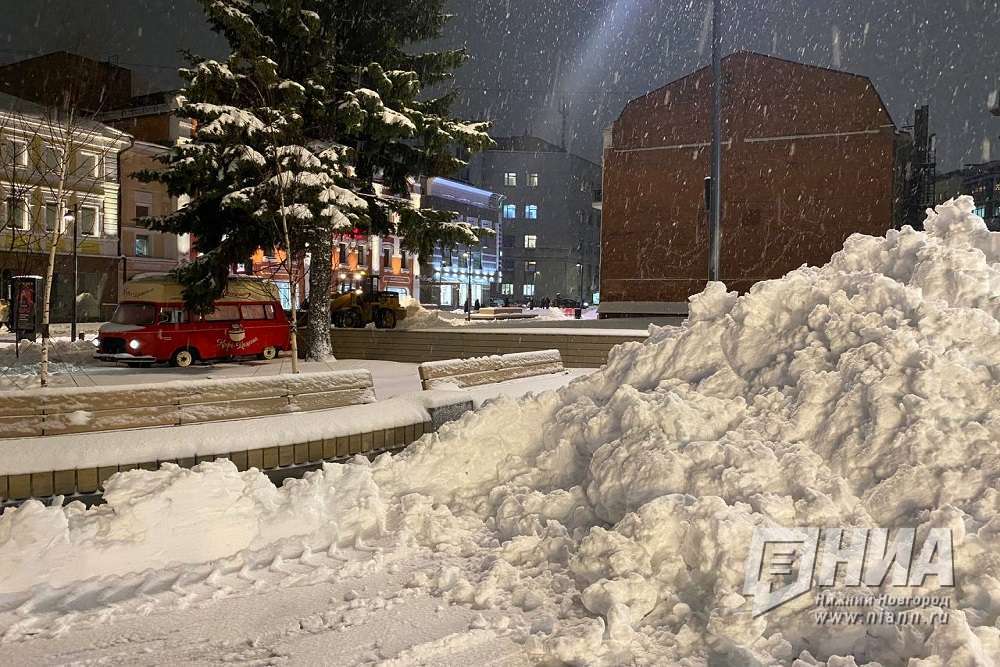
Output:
[{"xmin": 600, "ymin": 52, "xmax": 897, "ymax": 316}]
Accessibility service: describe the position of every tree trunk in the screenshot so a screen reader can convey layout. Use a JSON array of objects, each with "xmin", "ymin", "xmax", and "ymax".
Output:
[
  {"xmin": 39, "ymin": 238, "xmax": 59, "ymax": 387},
  {"xmin": 304, "ymin": 229, "xmax": 333, "ymax": 361}
]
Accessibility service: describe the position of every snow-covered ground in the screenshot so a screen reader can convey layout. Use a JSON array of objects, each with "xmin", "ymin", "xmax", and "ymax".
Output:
[{"xmin": 2, "ymin": 197, "xmax": 999, "ymax": 665}]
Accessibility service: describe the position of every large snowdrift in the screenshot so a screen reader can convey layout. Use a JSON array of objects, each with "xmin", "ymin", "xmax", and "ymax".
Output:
[{"xmin": 2, "ymin": 197, "xmax": 999, "ymax": 665}]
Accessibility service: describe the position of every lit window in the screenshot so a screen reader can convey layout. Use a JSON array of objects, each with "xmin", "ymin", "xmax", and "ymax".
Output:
[
  {"xmin": 525, "ymin": 205, "xmax": 538, "ymax": 219},
  {"xmin": 503, "ymin": 204, "xmax": 517, "ymax": 219},
  {"xmin": 501, "ymin": 283, "xmax": 514, "ymax": 295},
  {"xmin": 135, "ymin": 235, "xmax": 150, "ymax": 257},
  {"xmin": 973, "ymin": 207, "xmax": 986, "ymax": 218},
  {"xmin": 523, "ymin": 235, "xmax": 537, "ymax": 249},
  {"xmin": 523, "ymin": 261, "xmax": 536, "ymax": 273},
  {"xmin": 504, "ymin": 172, "xmax": 517, "ymax": 187},
  {"xmin": 523, "ymin": 284, "xmax": 535, "ymax": 296},
  {"xmin": 527, "ymin": 173, "xmax": 539, "ymax": 187}
]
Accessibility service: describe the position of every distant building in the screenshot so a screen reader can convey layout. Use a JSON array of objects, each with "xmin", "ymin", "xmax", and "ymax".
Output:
[
  {"xmin": 600, "ymin": 52, "xmax": 897, "ymax": 317},
  {"xmin": 0, "ymin": 93, "xmax": 131, "ymax": 321},
  {"xmin": 0, "ymin": 52, "xmax": 192, "ymax": 292},
  {"xmin": 462, "ymin": 136, "xmax": 601, "ymax": 306},
  {"xmin": 936, "ymin": 161, "xmax": 1000, "ymax": 230},
  {"xmin": 418, "ymin": 177, "xmax": 503, "ymax": 308}
]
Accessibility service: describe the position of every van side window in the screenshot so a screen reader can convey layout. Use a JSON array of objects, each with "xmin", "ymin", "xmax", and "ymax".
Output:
[
  {"xmin": 159, "ymin": 308, "xmax": 187, "ymax": 324},
  {"xmin": 264, "ymin": 304, "xmax": 275, "ymax": 320},
  {"xmin": 204, "ymin": 305, "xmax": 241, "ymax": 321},
  {"xmin": 241, "ymin": 304, "xmax": 266, "ymax": 320}
]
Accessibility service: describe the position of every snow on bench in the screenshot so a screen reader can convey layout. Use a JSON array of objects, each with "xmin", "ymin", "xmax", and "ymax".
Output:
[
  {"xmin": 418, "ymin": 349, "xmax": 565, "ymax": 390},
  {"xmin": 0, "ymin": 370, "xmax": 376, "ymax": 438}
]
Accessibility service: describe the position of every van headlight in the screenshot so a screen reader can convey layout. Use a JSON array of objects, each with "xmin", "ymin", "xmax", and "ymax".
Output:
[
  {"xmin": 128, "ymin": 339, "xmax": 141, "ymax": 351},
  {"xmin": 92, "ymin": 338, "xmax": 100, "ymax": 348}
]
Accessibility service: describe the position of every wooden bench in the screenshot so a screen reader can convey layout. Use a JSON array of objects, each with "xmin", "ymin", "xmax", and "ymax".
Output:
[
  {"xmin": 0, "ymin": 370, "xmax": 376, "ymax": 438},
  {"xmin": 418, "ymin": 349, "xmax": 565, "ymax": 390}
]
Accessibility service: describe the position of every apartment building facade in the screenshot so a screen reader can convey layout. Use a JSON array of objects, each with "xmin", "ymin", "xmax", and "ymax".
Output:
[
  {"xmin": 463, "ymin": 136, "xmax": 601, "ymax": 306},
  {"xmin": 0, "ymin": 93, "xmax": 131, "ymax": 321}
]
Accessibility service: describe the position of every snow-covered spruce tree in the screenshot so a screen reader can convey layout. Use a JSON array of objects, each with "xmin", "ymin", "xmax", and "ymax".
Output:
[{"xmin": 143, "ymin": 0, "xmax": 492, "ymax": 360}]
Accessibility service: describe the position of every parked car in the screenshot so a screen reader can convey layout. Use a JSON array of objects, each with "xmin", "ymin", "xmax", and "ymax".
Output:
[{"xmin": 94, "ymin": 274, "xmax": 290, "ymax": 367}]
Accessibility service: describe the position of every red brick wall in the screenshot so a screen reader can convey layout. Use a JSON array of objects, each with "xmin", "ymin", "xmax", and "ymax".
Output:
[{"xmin": 601, "ymin": 53, "xmax": 896, "ymax": 304}]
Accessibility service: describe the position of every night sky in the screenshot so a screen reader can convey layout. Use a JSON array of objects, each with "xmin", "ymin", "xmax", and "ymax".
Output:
[{"xmin": 1, "ymin": 0, "xmax": 997, "ymax": 169}]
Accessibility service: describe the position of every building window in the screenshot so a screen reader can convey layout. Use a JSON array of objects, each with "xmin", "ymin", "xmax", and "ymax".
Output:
[
  {"xmin": 134, "ymin": 191, "xmax": 153, "ymax": 225},
  {"xmin": 44, "ymin": 203, "xmax": 60, "ymax": 232},
  {"xmin": 39, "ymin": 145, "xmax": 61, "ymax": 173},
  {"xmin": 501, "ymin": 283, "xmax": 513, "ymax": 295},
  {"xmin": 78, "ymin": 151, "xmax": 100, "ymax": 178},
  {"xmin": 523, "ymin": 284, "xmax": 535, "ymax": 297},
  {"xmin": 135, "ymin": 235, "xmax": 150, "ymax": 257},
  {"xmin": 338, "ymin": 242, "xmax": 348, "ymax": 264},
  {"xmin": 2, "ymin": 138, "xmax": 27, "ymax": 167},
  {"xmin": 523, "ymin": 260, "xmax": 536, "ymax": 273},
  {"xmin": 523, "ymin": 235, "xmax": 537, "ymax": 249},
  {"xmin": 400, "ymin": 250, "xmax": 408, "ymax": 269},
  {"xmin": 504, "ymin": 172, "xmax": 517, "ymax": 187},
  {"xmin": 525, "ymin": 205, "xmax": 538, "ymax": 220},
  {"xmin": 502, "ymin": 235, "xmax": 514, "ymax": 248},
  {"xmin": 7, "ymin": 198, "xmax": 29, "ymax": 230},
  {"xmin": 503, "ymin": 258, "xmax": 514, "ymax": 271},
  {"xmin": 974, "ymin": 206, "xmax": 986, "ymax": 218},
  {"xmin": 80, "ymin": 206, "xmax": 98, "ymax": 236},
  {"xmin": 503, "ymin": 204, "xmax": 516, "ymax": 219},
  {"xmin": 527, "ymin": 173, "xmax": 539, "ymax": 187},
  {"xmin": 382, "ymin": 247, "xmax": 391, "ymax": 270}
]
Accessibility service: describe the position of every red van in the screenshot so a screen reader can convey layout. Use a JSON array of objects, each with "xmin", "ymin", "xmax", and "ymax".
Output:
[{"xmin": 95, "ymin": 274, "xmax": 291, "ymax": 367}]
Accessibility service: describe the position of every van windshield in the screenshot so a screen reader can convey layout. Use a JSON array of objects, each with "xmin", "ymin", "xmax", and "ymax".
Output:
[{"xmin": 111, "ymin": 303, "xmax": 156, "ymax": 325}]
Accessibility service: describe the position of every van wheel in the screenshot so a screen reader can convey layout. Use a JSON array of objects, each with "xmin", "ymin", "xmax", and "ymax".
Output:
[
  {"xmin": 171, "ymin": 348, "xmax": 196, "ymax": 368},
  {"xmin": 378, "ymin": 309, "xmax": 397, "ymax": 329},
  {"xmin": 259, "ymin": 346, "xmax": 278, "ymax": 361}
]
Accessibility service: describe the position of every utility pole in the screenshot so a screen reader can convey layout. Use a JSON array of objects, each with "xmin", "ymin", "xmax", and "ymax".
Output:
[{"xmin": 708, "ymin": 0, "xmax": 723, "ymax": 282}]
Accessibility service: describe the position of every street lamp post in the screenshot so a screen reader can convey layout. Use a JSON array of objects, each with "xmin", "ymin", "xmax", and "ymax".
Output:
[
  {"xmin": 708, "ymin": 0, "xmax": 723, "ymax": 283},
  {"xmin": 462, "ymin": 251, "xmax": 471, "ymax": 321},
  {"xmin": 576, "ymin": 262, "xmax": 583, "ymax": 304},
  {"xmin": 63, "ymin": 205, "xmax": 79, "ymax": 340}
]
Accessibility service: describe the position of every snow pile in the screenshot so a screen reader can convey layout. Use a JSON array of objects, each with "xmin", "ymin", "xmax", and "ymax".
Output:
[
  {"xmin": 396, "ymin": 301, "xmax": 473, "ymax": 329},
  {"xmin": 2, "ymin": 197, "xmax": 999, "ymax": 665},
  {"xmin": 0, "ymin": 460, "xmax": 385, "ymax": 593},
  {"xmin": 0, "ymin": 338, "xmax": 100, "ymax": 376}
]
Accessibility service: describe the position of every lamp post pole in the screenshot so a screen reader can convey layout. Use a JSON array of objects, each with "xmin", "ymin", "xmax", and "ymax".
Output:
[
  {"xmin": 708, "ymin": 0, "xmax": 723, "ymax": 283},
  {"xmin": 63, "ymin": 204, "xmax": 79, "ymax": 341},
  {"xmin": 463, "ymin": 251, "xmax": 472, "ymax": 321},
  {"xmin": 576, "ymin": 262, "xmax": 583, "ymax": 304}
]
